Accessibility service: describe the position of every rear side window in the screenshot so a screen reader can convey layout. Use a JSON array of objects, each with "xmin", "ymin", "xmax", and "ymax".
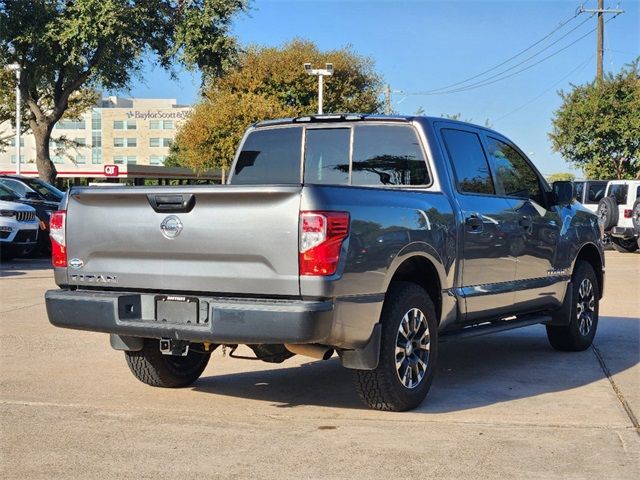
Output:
[
  {"xmin": 608, "ymin": 184, "xmax": 628, "ymax": 204},
  {"xmin": 231, "ymin": 127, "xmax": 302, "ymax": 185},
  {"xmin": 303, "ymin": 128, "xmax": 350, "ymax": 185},
  {"xmin": 351, "ymin": 125, "xmax": 429, "ymax": 186},
  {"xmin": 441, "ymin": 129, "xmax": 495, "ymax": 195}
]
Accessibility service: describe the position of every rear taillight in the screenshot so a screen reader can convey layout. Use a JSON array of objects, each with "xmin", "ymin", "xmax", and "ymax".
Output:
[
  {"xmin": 49, "ymin": 210, "xmax": 66, "ymax": 267},
  {"xmin": 624, "ymin": 209, "xmax": 632, "ymax": 218},
  {"xmin": 299, "ymin": 211, "xmax": 350, "ymax": 276}
]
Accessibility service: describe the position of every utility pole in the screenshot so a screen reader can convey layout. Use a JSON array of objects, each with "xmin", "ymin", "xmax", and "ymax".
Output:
[
  {"xmin": 580, "ymin": 1, "xmax": 624, "ymax": 83},
  {"xmin": 385, "ymin": 84, "xmax": 391, "ymax": 115},
  {"xmin": 4, "ymin": 63, "xmax": 22, "ymax": 175}
]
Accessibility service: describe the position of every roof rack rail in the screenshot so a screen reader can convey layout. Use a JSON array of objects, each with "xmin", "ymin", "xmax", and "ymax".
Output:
[{"xmin": 254, "ymin": 114, "xmax": 412, "ymax": 127}]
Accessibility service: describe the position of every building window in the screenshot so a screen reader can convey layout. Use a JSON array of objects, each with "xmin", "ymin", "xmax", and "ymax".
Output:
[
  {"xmin": 52, "ymin": 155, "xmax": 64, "ymax": 164},
  {"xmin": 10, "ymin": 155, "xmax": 16, "ymax": 164},
  {"xmin": 114, "ymin": 138, "xmax": 124, "ymax": 147},
  {"xmin": 113, "ymin": 120, "xmax": 124, "ymax": 130},
  {"xmin": 76, "ymin": 154, "xmax": 86, "ymax": 164},
  {"xmin": 56, "ymin": 119, "xmax": 86, "ymax": 129},
  {"xmin": 113, "ymin": 155, "xmax": 125, "ymax": 164},
  {"xmin": 163, "ymin": 138, "xmax": 172, "ymax": 147},
  {"xmin": 127, "ymin": 156, "xmax": 137, "ymax": 164},
  {"xmin": 127, "ymin": 138, "xmax": 137, "ymax": 147},
  {"xmin": 92, "ymin": 133, "xmax": 102, "ymax": 148},
  {"xmin": 92, "ymin": 115, "xmax": 101, "ymax": 131},
  {"xmin": 150, "ymin": 138, "xmax": 160, "ymax": 147},
  {"xmin": 149, "ymin": 120, "xmax": 161, "ymax": 130},
  {"xmin": 163, "ymin": 120, "xmax": 173, "ymax": 130},
  {"xmin": 126, "ymin": 119, "xmax": 136, "ymax": 130},
  {"xmin": 92, "ymin": 148, "xmax": 102, "ymax": 164},
  {"xmin": 74, "ymin": 137, "xmax": 86, "ymax": 146},
  {"xmin": 8, "ymin": 138, "xmax": 25, "ymax": 147},
  {"xmin": 149, "ymin": 155, "xmax": 166, "ymax": 165}
]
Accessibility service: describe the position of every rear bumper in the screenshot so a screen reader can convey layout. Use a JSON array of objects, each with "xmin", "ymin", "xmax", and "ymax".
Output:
[
  {"xmin": 45, "ymin": 289, "xmax": 335, "ymax": 345},
  {"xmin": 611, "ymin": 226, "xmax": 637, "ymax": 238}
]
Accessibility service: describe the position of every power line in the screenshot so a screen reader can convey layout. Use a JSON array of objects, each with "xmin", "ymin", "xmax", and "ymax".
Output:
[
  {"xmin": 495, "ymin": 54, "xmax": 594, "ymax": 122},
  {"xmin": 403, "ymin": 13, "xmax": 620, "ymax": 96},
  {"xmin": 413, "ymin": 7, "xmax": 585, "ymax": 94}
]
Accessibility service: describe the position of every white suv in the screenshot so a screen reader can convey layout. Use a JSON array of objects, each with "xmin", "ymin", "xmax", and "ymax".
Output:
[
  {"xmin": 597, "ymin": 180, "xmax": 640, "ymax": 253},
  {"xmin": 0, "ymin": 199, "xmax": 39, "ymax": 260}
]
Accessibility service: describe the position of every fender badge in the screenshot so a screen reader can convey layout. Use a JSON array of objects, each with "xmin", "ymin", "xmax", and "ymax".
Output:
[{"xmin": 69, "ymin": 258, "xmax": 84, "ymax": 269}]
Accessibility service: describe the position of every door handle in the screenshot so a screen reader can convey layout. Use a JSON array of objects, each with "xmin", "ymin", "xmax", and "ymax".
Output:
[
  {"xmin": 147, "ymin": 194, "xmax": 196, "ymax": 213},
  {"xmin": 465, "ymin": 214, "xmax": 483, "ymax": 232}
]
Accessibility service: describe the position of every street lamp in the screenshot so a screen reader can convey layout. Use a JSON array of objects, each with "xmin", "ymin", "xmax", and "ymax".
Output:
[
  {"xmin": 304, "ymin": 62, "xmax": 333, "ymax": 114},
  {"xmin": 5, "ymin": 63, "xmax": 22, "ymax": 175}
]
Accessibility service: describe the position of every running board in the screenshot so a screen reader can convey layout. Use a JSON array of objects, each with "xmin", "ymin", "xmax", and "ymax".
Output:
[{"xmin": 439, "ymin": 315, "xmax": 551, "ymax": 343}]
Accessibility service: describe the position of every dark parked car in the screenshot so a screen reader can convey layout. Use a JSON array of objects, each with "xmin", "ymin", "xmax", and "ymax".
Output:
[
  {"xmin": 0, "ymin": 175, "xmax": 64, "ymax": 203},
  {"xmin": 45, "ymin": 115, "xmax": 604, "ymax": 411}
]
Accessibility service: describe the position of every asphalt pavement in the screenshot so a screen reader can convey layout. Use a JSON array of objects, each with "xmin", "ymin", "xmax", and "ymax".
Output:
[{"xmin": 0, "ymin": 252, "xmax": 638, "ymax": 479}]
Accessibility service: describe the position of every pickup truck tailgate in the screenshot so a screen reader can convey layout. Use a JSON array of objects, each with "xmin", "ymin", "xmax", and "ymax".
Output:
[{"xmin": 64, "ymin": 186, "xmax": 301, "ymax": 296}]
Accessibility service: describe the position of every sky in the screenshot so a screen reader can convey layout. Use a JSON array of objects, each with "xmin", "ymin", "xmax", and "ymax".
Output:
[{"xmin": 124, "ymin": 0, "xmax": 640, "ymax": 177}]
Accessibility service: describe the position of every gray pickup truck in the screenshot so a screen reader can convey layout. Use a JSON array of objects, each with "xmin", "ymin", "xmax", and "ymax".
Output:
[{"xmin": 45, "ymin": 115, "xmax": 604, "ymax": 411}]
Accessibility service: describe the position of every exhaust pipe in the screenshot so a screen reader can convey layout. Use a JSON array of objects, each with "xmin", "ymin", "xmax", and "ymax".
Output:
[{"xmin": 285, "ymin": 343, "xmax": 334, "ymax": 360}]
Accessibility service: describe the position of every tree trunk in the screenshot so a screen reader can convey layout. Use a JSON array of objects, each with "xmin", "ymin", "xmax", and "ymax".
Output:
[{"xmin": 32, "ymin": 122, "xmax": 57, "ymax": 183}]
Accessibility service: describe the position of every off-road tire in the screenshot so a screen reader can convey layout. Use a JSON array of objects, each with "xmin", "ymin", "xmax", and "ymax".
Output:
[
  {"xmin": 125, "ymin": 339, "xmax": 211, "ymax": 388},
  {"xmin": 353, "ymin": 282, "xmax": 438, "ymax": 412},
  {"xmin": 546, "ymin": 261, "xmax": 599, "ymax": 351},
  {"xmin": 632, "ymin": 199, "xmax": 640, "ymax": 234},
  {"xmin": 610, "ymin": 237, "xmax": 639, "ymax": 253},
  {"xmin": 597, "ymin": 196, "xmax": 618, "ymax": 231}
]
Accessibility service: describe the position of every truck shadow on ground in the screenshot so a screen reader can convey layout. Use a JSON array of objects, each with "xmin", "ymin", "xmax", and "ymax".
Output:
[
  {"xmin": 192, "ymin": 316, "xmax": 639, "ymax": 412},
  {"xmin": 0, "ymin": 258, "xmax": 51, "ymax": 277}
]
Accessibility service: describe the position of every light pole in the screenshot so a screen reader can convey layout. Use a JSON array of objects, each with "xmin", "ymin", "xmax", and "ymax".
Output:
[
  {"xmin": 304, "ymin": 63, "xmax": 333, "ymax": 114},
  {"xmin": 5, "ymin": 63, "xmax": 22, "ymax": 175}
]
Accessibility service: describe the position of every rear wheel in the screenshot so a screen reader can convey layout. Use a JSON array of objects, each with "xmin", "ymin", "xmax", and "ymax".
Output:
[
  {"xmin": 610, "ymin": 236, "xmax": 639, "ymax": 253},
  {"xmin": 125, "ymin": 339, "xmax": 211, "ymax": 388},
  {"xmin": 632, "ymin": 199, "xmax": 640, "ymax": 233},
  {"xmin": 353, "ymin": 282, "xmax": 438, "ymax": 411},
  {"xmin": 546, "ymin": 261, "xmax": 599, "ymax": 351}
]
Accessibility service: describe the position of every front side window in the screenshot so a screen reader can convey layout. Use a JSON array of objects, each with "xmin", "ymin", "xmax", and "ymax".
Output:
[
  {"xmin": 231, "ymin": 127, "xmax": 303, "ymax": 185},
  {"xmin": 352, "ymin": 125, "xmax": 429, "ymax": 186},
  {"xmin": 574, "ymin": 182, "xmax": 584, "ymax": 201},
  {"xmin": 303, "ymin": 128, "xmax": 350, "ymax": 185},
  {"xmin": 441, "ymin": 129, "xmax": 495, "ymax": 195},
  {"xmin": 486, "ymin": 137, "xmax": 542, "ymax": 203}
]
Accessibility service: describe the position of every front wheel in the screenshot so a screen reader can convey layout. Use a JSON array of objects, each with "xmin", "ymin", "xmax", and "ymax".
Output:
[
  {"xmin": 546, "ymin": 261, "xmax": 599, "ymax": 351},
  {"xmin": 353, "ymin": 282, "xmax": 438, "ymax": 411},
  {"xmin": 125, "ymin": 339, "xmax": 211, "ymax": 388}
]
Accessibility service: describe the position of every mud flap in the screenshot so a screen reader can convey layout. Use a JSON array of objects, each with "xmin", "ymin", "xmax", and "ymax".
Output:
[
  {"xmin": 338, "ymin": 323, "xmax": 381, "ymax": 370},
  {"xmin": 110, "ymin": 334, "xmax": 144, "ymax": 351},
  {"xmin": 547, "ymin": 282, "xmax": 573, "ymax": 327}
]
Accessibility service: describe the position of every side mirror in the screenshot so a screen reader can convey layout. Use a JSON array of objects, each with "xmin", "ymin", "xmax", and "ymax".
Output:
[{"xmin": 552, "ymin": 181, "xmax": 574, "ymax": 206}]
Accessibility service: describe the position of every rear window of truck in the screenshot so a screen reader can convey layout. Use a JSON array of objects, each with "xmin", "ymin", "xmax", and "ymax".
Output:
[
  {"xmin": 232, "ymin": 127, "xmax": 303, "ymax": 185},
  {"xmin": 231, "ymin": 123, "xmax": 430, "ymax": 187}
]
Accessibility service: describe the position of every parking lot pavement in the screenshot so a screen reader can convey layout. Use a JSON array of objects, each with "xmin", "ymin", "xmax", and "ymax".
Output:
[{"xmin": 1, "ymin": 252, "xmax": 638, "ymax": 479}]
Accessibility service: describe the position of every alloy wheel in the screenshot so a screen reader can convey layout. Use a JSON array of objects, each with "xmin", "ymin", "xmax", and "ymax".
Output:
[
  {"xmin": 576, "ymin": 278, "xmax": 595, "ymax": 336},
  {"xmin": 395, "ymin": 308, "xmax": 431, "ymax": 389}
]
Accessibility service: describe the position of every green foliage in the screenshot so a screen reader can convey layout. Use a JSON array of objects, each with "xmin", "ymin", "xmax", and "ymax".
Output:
[
  {"xmin": 0, "ymin": 0, "xmax": 246, "ymax": 181},
  {"xmin": 170, "ymin": 39, "xmax": 383, "ymax": 171},
  {"xmin": 546, "ymin": 172, "xmax": 576, "ymax": 183},
  {"xmin": 549, "ymin": 59, "xmax": 640, "ymax": 180}
]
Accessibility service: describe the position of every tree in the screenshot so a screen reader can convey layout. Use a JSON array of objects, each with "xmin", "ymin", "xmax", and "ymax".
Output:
[
  {"xmin": 0, "ymin": 68, "xmax": 99, "ymax": 152},
  {"xmin": 546, "ymin": 172, "xmax": 576, "ymax": 183},
  {"xmin": 170, "ymin": 39, "xmax": 383, "ymax": 171},
  {"xmin": 0, "ymin": 0, "xmax": 246, "ymax": 182},
  {"xmin": 549, "ymin": 59, "xmax": 640, "ymax": 180}
]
